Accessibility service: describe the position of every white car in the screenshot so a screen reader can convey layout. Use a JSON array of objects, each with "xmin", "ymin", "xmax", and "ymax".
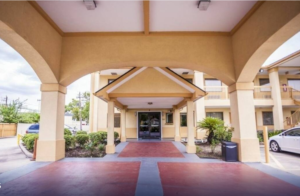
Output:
[{"xmin": 269, "ymin": 128, "xmax": 300, "ymax": 154}]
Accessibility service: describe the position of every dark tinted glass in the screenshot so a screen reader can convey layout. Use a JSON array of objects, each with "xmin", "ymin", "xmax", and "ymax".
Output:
[{"xmin": 29, "ymin": 124, "xmax": 39, "ymax": 130}]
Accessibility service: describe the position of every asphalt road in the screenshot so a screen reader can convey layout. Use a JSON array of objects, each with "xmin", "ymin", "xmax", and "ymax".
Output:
[
  {"xmin": 0, "ymin": 137, "xmax": 31, "ymax": 174},
  {"xmin": 260, "ymin": 146, "xmax": 300, "ymax": 177}
]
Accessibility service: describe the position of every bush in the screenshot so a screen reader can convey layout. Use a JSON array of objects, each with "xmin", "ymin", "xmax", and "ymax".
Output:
[
  {"xmin": 75, "ymin": 134, "xmax": 89, "ymax": 147},
  {"xmin": 98, "ymin": 144, "xmax": 105, "ymax": 151},
  {"xmin": 98, "ymin": 131, "xmax": 119, "ymax": 142},
  {"xmin": 197, "ymin": 117, "xmax": 224, "ymax": 144},
  {"xmin": 114, "ymin": 131, "xmax": 119, "ymax": 139},
  {"xmin": 64, "ymin": 128, "xmax": 72, "ymax": 136},
  {"xmin": 89, "ymin": 132, "xmax": 102, "ymax": 146},
  {"xmin": 85, "ymin": 142, "xmax": 95, "ymax": 155},
  {"xmin": 64, "ymin": 135, "xmax": 74, "ymax": 150},
  {"xmin": 76, "ymin": 131, "xmax": 87, "ymax": 135},
  {"xmin": 22, "ymin": 134, "xmax": 39, "ymax": 151},
  {"xmin": 257, "ymin": 130, "xmax": 283, "ymax": 142}
]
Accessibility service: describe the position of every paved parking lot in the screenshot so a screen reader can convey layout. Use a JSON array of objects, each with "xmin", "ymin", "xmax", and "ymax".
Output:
[
  {"xmin": 0, "ymin": 137, "xmax": 31, "ymax": 174},
  {"xmin": 260, "ymin": 146, "xmax": 300, "ymax": 177}
]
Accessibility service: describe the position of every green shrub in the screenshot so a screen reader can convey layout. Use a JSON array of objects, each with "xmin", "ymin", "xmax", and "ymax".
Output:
[
  {"xmin": 64, "ymin": 128, "xmax": 72, "ymax": 136},
  {"xmin": 64, "ymin": 135, "xmax": 74, "ymax": 150},
  {"xmin": 196, "ymin": 146, "xmax": 202, "ymax": 153},
  {"xmin": 75, "ymin": 134, "xmax": 89, "ymax": 147},
  {"xmin": 22, "ymin": 134, "xmax": 39, "ymax": 151},
  {"xmin": 114, "ymin": 131, "xmax": 119, "ymax": 139},
  {"xmin": 76, "ymin": 130, "xmax": 87, "ymax": 135},
  {"xmin": 97, "ymin": 131, "xmax": 119, "ymax": 142},
  {"xmin": 98, "ymin": 144, "xmax": 105, "ymax": 151},
  {"xmin": 89, "ymin": 132, "xmax": 102, "ymax": 146},
  {"xmin": 197, "ymin": 117, "xmax": 224, "ymax": 144},
  {"xmin": 98, "ymin": 131, "xmax": 107, "ymax": 142},
  {"xmin": 85, "ymin": 142, "xmax": 95, "ymax": 155}
]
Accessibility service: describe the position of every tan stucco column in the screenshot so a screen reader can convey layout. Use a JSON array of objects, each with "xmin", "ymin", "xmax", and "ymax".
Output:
[
  {"xmin": 36, "ymin": 84, "xmax": 66, "ymax": 162},
  {"xmin": 174, "ymin": 108, "xmax": 181, "ymax": 141},
  {"xmin": 120, "ymin": 109, "xmax": 126, "ymax": 142},
  {"xmin": 268, "ymin": 68, "xmax": 284, "ymax": 130},
  {"xmin": 194, "ymin": 71, "xmax": 205, "ymax": 122},
  {"xmin": 229, "ymin": 83, "xmax": 261, "ymax": 162},
  {"xmin": 89, "ymin": 72, "xmax": 100, "ymax": 132},
  {"xmin": 186, "ymin": 100, "xmax": 196, "ymax": 153},
  {"xmin": 106, "ymin": 101, "xmax": 115, "ymax": 153}
]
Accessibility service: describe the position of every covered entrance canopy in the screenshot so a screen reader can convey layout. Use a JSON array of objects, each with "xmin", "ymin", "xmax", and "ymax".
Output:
[
  {"xmin": 94, "ymin": 67, "xmax": 206, "ymax": 109},
  {"xmin": 94, "ymin": 67, "xmax": 206, "ymax": 152}
]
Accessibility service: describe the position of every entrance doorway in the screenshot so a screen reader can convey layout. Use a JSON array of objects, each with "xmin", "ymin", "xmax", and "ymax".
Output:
[{"xmin": 138, "ymin": 112, "xmax": 161, "ymax": 139}]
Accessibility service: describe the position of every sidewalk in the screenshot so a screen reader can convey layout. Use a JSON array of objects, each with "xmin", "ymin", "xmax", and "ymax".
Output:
[{"xmin": 0, "ymin": 137, "xmax": 31, "ymax": 174}]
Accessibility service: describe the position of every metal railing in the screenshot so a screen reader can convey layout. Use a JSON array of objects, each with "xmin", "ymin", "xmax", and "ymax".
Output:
[{"xmin": 203, "ymin": 86, "xmax": 228, "ymax": 100}]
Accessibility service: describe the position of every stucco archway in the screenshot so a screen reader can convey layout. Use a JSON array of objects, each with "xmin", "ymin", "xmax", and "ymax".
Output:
[
  {"xmin": 0, "ymin": 20, "xmax": 58, "ymax": 84},
  {"xmin": 235, "ymin": 7, "xmax": 300, "ymax": 83}
]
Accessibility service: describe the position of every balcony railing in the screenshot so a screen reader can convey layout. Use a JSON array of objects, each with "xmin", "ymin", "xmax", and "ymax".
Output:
[
  {"xmin": 203, "ymin": 86, "xmax": 228, "ymax": 100},
  {"xmin": 203, "ymin": 85, "xmax": 300, "ymax": 101},
  {"xmin": 253, "ymin": 86, "xmax": 272, "ymax": 99}
]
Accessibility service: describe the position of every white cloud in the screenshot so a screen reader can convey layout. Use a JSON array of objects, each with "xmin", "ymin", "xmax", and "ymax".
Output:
[
  {"xmin": 262, "ymin": 32, "xmax": 300, "ymax": 67},
  {"xmin": 0, "ymin": 39, "xmax": 91, "ymax": 111}
]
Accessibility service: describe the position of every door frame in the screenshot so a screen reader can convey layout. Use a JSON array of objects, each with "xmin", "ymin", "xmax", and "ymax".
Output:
[{"xmin": 137, "ymin": 111, "xmax": 162, "ymax": 140}]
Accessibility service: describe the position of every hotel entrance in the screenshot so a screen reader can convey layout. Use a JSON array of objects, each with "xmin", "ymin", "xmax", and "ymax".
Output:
[{"xmin": 138, "ymin": 112, "xmax": 161, "ymax": 139}]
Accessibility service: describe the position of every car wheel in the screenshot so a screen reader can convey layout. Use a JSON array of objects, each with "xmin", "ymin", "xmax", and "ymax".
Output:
[{"xmin": 270, "ymin": 141, "xmax": 280, "ymax": 152}]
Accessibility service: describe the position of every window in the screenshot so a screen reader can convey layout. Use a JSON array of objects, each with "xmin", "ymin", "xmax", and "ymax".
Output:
[
  {"xmin": 180, "ymin": 113, "xmax": 187, "ymax": 127},
  {"xmin": 114, "ymin": 113, "xmax": 120, "ymax": 128},
  {"xmin": 285, "ymin": 128, "xmax": 300, "ymax": 136},
  {"xmin": 166, "ymin": 113, "xmax": 173, "ymax": 124},
  {"xmin": 259, "ymin": 78, "xmax": 271, "ymax": 92},
  {"xmin": 288, "ymin": 79, "xmax": 300, "ymax": 91},
  {"xmin": 108, "ymin": 79, "xmax": 115, "ymax": 84},
  {"xmin": 205, "ymin": 79, "xmax": 222, "ymax": 92},
  {"xmin": 206, "ymin": 112, "xmax": 223, "ymax": 120},
  {"xmin": 185, "ymin": 78, "xmax": 193, "ymax": 84},
  {"xmin": 262, "ymin": 112, "xmax": 274, "ymax": 125}
]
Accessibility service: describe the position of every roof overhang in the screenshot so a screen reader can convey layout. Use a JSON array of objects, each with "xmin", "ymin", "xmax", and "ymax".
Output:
[{"xmin": 94, "ymin": 67, "xmax": 207, "ymax": 109}]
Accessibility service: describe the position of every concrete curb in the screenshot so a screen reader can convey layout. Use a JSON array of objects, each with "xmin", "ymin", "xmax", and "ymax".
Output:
[{"xmin": 19, "ymin": 141, "xmax": 33, "ymax": 158}]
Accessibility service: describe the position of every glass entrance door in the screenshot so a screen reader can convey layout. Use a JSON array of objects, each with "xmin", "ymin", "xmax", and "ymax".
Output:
[{"xmin": 138, "ymin": 112, "xmax": 161, "ymax": 139}]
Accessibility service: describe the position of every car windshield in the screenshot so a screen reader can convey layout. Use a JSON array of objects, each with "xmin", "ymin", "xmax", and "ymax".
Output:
[{"xmin": 29, "ymin": 124, "xmax": 39, "ymax": 130}]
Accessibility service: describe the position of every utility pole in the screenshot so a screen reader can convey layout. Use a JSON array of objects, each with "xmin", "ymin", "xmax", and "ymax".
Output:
[
  {"xmin": 5, "ymin": 96, "xmax": 7, "ymax": 106},
  {"xmin": 77, "ymin": 92, "xmax": 83, "ymax": 131}
]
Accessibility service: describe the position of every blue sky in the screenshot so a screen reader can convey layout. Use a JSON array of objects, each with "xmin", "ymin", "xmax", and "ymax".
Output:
[{"xmin": 0, "ymin": 31, "xmax": 299, "ymax": 111}]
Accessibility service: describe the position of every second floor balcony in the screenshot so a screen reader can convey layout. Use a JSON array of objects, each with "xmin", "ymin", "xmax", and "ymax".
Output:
[{"xmin": 203, "ymin": 86, "xmax": 300, "ymax": 107}]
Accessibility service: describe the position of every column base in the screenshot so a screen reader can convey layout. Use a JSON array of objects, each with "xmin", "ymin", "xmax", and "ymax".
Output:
[
  {"xmin": 106, "ymin": 144, "xmax": 116, "ymax": 154},
  {"xmin": 121, "ymin": 136, "xmax": 126, "ymax": 142},
  {"xmin": 36, "ymin": 139, "xmax": 65, "ymax": 162},
  {"xmin": 186, "ymin": 144, "xmax": 196, "ymax": 153},
  {"xmin": 231, "ymin": 138, "xmax": 261, "ymax": 162},
  {"xmin": 174, "ymin": 135, "xmax": 181, "ymax": 142}
]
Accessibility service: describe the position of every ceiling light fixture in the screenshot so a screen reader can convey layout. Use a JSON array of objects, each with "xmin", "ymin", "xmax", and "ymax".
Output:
[
  {"xmin": 84, "ymin": 0, "xmax": 97, "ymax": 10},
  {"xmin": 198, "ymin": 0, "xmax": 211, "ymax": 11},
  {"xmin": 259, "ymin": 69, "xmax": 264, "ymax": 73},
  {"xmin": 111, "ymin": 72, "xmax": 117, "ymax": 75},
  {"xmin": 148, "ymin": 102, "xmax": 153, "ymax": 105},
  {"xmin": 182, "ymin": 72, "xmax": 189, "ymax": 75}
]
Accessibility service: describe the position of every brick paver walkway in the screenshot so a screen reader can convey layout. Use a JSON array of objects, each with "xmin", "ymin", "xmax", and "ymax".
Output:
[{"xmin": 1, "ymin": 141, "xmax": 300, "ymax": 196}]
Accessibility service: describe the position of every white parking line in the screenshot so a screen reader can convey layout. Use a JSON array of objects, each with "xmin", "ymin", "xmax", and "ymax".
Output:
[{"xmin": 270, "ymin": 153, "xmax": 286, "ymax": 171}]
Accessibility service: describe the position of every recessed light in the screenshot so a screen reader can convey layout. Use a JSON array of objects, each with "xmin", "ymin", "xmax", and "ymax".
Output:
[
  {"xmin": 111, "ymin": 72, "xmax": 117, "ymax": 75},
  {"xmin": 148, "ymin": 102, "xmax": 153, "ymax": 105},
  {"xmin": 84, "ymin": 0, "xmax": 97, "ymax": 10},
  {"xmin": 182, "ymin": 72, "xmax": 189, "ymax": 75},
  {"xmin": 198, "ymin": 0, "xmax": 211, "ymax": 11}
]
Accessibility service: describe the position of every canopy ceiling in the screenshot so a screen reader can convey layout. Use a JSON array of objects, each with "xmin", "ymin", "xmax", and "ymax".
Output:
[{"xmin": 37, "ymin": 0, "xmax": 257, "ymax": 33}]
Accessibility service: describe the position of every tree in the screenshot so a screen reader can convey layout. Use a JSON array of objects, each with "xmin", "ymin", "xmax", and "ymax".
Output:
[
  {"xmin": 0, "ymin": 99, "xmax": 23, "ymax": 123},
  {"xmin": 197, "ymin": 117, "xmax": 224, "ymax": 144},
  {"xmin": 65, "ymin": 92, "xmax": 90, "ymax": 122},
  {"xmin": 18, "ymin": 113, "xmax": 40, "ymax": 123}
]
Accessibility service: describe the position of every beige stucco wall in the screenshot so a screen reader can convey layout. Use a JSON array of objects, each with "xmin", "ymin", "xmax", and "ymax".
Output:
[
  {"xmin": 111, "ymin": 68, "xmax": 190, "ymax": 94},
  {"xmin": 233, "ymin": 1, "xmax": 300, "ymax": 83},
  {"xmin": 0, "ymin": 1, "xmax": 62, "ymax": 83}
]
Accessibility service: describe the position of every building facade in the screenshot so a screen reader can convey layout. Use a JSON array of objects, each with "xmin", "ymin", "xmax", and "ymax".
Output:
[{"xmin": 90, "ymin": 52, "xmax": 300, "ymax": 142}]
